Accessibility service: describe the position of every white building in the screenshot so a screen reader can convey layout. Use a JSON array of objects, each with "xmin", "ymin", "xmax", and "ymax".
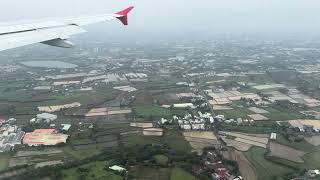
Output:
[
  {"xmin": 270, "ymin": 133, "xmax": 277, "ymax": 140},
  {"xmin": 36, "ymin": 113, "xmax": 57, "ymax": 123},
  {"xmin": 109, "ymin": 165, "xmax": 127, "ymax": 172},
  {"xmin": 173, "ymin": 103, "xmax": 194, "ymax": 108}
]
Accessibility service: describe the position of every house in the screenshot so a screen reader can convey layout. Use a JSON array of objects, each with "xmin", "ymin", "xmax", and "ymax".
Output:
[
  {"xmin": 109, "ymin": 165, "xmax": 127, "ymax": 172},
  {"xmin": 308, "ymin": 169, "xmax": 320, "ymax": 178},
  {"xmin": 270, "ymin": 133, "xmax": 277, "ymax": 140}
]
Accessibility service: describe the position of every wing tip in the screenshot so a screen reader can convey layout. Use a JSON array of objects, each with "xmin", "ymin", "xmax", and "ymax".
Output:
[
  {"xmin": 115, "ymin": 6, "xmax": 134, "ymax": 26},
  {"xmin": 115, "ymin": 6, "xmax": 134, "ymax": 16}
]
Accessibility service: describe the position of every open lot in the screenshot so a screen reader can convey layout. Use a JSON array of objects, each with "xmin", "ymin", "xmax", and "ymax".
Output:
[
  {"xmin": 183, "ymin": 131, "xmax": 220, "ymax": 154},
  {"xmin": 269, "ymin": 141, "xmax": 305, "ymax": 163}
]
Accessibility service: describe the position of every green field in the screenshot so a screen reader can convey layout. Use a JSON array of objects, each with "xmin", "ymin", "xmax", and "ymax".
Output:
[
  {"xmin": 133, "ymin": 105, "xmax": 173, "ymax": 119},
  {"xmin": 215, "ymin": 108, "xmax": 251, "ymax": 119},
  {"xmin": 170, "ymin": 168, "xmax": 197, "ymax": 180},
  {"xmin": 62, "ymin": 161, "xmax": 123, "ymax": 180},
  {"xmin": 244, "ymin": 147, "xmax": 294, "ymax": 180}
]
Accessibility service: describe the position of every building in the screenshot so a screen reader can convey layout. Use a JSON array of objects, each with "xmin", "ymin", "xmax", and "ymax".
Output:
[
  {"xmin": 109, "ymin": 165, "xmax": 127, "ymax": 172},
  {"xmin": 23, "ymin": 129, "xmax": 68, "ymax": 146},
  {"xmin": 270, "ymin": 133, "xmax": 277, "ymax": 140},
  {"xmin": 38, "ymin": 102, "xmax": 81, "ymax": 113},
  {"xmin": 173, "ymin": 103, "xmax": 194, "ymax": 108},
  {"xmin": 35, "ymin": 113, "xmax": 57, "ymax": 123},
  {"xmin": 308, "ymin": 170, "xmax": 320, "ymax": 178},
  {"xmin": 142, "ymin": 128, "xmax": 164, "ymax": 136},
  {"xmin": 61, "ymin": 124, "xmax": 71, "ymax": 131}
]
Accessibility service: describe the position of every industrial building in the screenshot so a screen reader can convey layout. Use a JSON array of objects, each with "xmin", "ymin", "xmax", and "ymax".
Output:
[{"xmin": 23, "ymin": 129, "xmax": 68, "ymax": 146}]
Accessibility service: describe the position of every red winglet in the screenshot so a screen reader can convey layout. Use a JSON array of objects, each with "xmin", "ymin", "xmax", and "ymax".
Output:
[{"xmin": 115, "ymin": 6, "xmax": 134, "ymax": 25}]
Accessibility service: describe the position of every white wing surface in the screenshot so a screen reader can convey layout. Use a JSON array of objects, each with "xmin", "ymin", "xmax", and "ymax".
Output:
[{"xmin": 0, "ymin": 6, "xmax": 134, "ymax": 51}]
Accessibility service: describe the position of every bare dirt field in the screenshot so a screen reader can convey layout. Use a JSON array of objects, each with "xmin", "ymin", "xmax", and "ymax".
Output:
[
  {"xmin": 183, "ymin": 131, "xmax": 220, "ymax": 154},
  {"xmin": 305, "ymin": 135, "xmax": 320, "ymax": 146},
  {"xmin": 235, "ymin": 138, "xmax": 267, "ymax": 148},
  {"xmin": 222, "ymin": 138, "xmax": 252, "ymax": 151},
  {"xmin": 35, "ymin": 160, "xmax": 63, "ymax": 168},
  {"xmin": 183, "ymin": 131, "xmax": 217, "ymax": 140},
  {"xmin": 223, "ymin": 149, "xmax": 257, "ymax": 180},
  {"xmin": 220, "ymin": 131, "xmax": 269, "ymax": 150},
  {"xmin": 221, "ymin": 131, "xmax": 269, "ymax": 144},
  {"xmin": 269, "ymin": 141, "xmax": 305, "ymax": 163}
]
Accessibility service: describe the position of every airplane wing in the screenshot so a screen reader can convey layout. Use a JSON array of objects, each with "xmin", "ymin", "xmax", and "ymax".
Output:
[{"xmin": 0, "ymin": 6, "xmax": 134, "ymax": 51}]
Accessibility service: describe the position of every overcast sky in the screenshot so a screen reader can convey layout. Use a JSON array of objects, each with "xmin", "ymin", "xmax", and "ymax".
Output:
[{"xmin": 1, "ymin": 0, "xmax": 319, "ymax": 39}]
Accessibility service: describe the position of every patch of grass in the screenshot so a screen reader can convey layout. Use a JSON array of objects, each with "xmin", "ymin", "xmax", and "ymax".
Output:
[
  {"xmin": 244, "ymin": 147, "xmax": 294, "ymax": 180},
  {"xmin": 62, "ymin": 146, "xmax": 102, "ymax": 160},
  {"xmin": 170, "ymin": 167, "xmax": 196, "ymax": 180},
  {"xmin": 215, "ymin": 108, "xmax": 251, "ymax": 119},
  {"xmin": 154, "ymin": 154, "xmax": 169, "ymax": 166},
  {"xmin": 0, "ymin": 153, "xmax": 10, "ymax": 171}
]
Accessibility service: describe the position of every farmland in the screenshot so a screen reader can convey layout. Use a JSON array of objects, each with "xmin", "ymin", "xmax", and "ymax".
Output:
[
  {"xmin": 244, "ymin": 147, "xmax": 294, "ymax": 180},
  {"xmin": 170, "ymin": 168, "xmax": 197, "ymax": 180},
  {"xmin": 133, "ymin": 105, "xmax": 173, "ymax": 119},
  {"xmin": 268, "ymin": 141, "xmax": 305, "ymax": 163}
]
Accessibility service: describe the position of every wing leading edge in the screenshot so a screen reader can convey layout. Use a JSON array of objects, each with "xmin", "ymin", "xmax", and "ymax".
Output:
[{"xmin": 0, "ymin": 6, "xmax": 134, "ymax": 52}]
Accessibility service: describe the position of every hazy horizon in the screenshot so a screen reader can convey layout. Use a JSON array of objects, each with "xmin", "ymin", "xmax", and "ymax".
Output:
[{"xmin": 1, "ymin": 0, "xmax": 320, "ymax": 40}]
